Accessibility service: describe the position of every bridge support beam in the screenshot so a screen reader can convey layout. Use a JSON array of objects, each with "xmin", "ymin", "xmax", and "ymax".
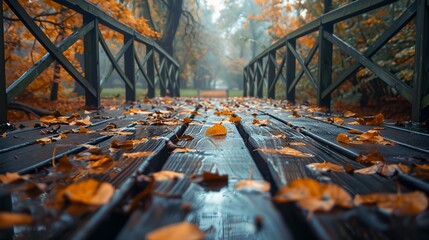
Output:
[
  {"xmin": 267, "ymin": 51, "xmax": 276, "ymax": 99},
  {"xmin": 413, "ymin": 0, "xmax": 429, "ymax": 122},
  {"xmin": 286, "ymin": 39, "xmax": 296, "ymax": 103},
  {"xmin": 1, "ymin": 0, "xmax": 7, "ymax": 123},
  {"xmin": 84, "ymin": 16, "xmax": 100, "ymax": 109},
  {"xmin": 124, "ymin": 35, "xmax": 136, "ymax": 103}
]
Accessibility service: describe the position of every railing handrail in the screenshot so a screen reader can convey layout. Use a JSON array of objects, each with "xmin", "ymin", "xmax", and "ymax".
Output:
[
  {"xmin": 1, "ymin": 0, "xmax": 180, "ymax": 123},
  {"xmin": 244, "ymin": 0, "xmax": 429, "ymax": 123},
  {"xmin": 246, "ymin": 0, "xmax": 397, "ymax": 67},
  {"xmin": 55, "ymin": 0, "xmax": 179, "ymax": 67}
]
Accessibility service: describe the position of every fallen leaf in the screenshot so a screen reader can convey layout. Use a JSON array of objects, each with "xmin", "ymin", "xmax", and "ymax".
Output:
[
  {"xmin": 176, "ymin": 135, "xmax": 194, "ymax": 141},
  {"xmin": 2, "ymin": 132, "xmax": 6, "ymax": 138},
  {"xmin": 355, "ymin": 163, "xmax": 410, "ymax": 177},
  {"xmin": 183, "ymin": 116, "xmax": 191, "ymax": 124},
  {"xmin": 235, "ymin": 180, "xmax": 271, "ymax": 193},
  {"xmin": 205, "ymin": 123, "xmax": 227, "ymax": 136},
  {"xmin": 35, "ymin": 137, "xmax": 52, "ymax": 144},
  {"xmin": 77, "ymin": 126, "xmax": 95, "ymax": 134},
  {"xmin": 56, "ymin": 155, "xmax": 73, "ymax": 173},
  {"xmin": 72, "ymin": 116, "xmax": 92, "ymax": 126},
  {"xmin": 110, "ymin": 139, "xmax": 134, "ymax": 150},
  {"xmin": 173, "ymin": 147, "xmax": 196, "ymax": 153},
  {"xmin": 306, "ymin": 161, "xmax": 345, "ymax": 173},
  {"xmin": 61, "ymin": 178, "xmax": 114, "ymax": 205},
  {"xmin": 357, "ymin": 151, "xmax": 384, "ymax": 164},
  {"xmin": 88, "ymin": 156, "xmax": 113, "ymax": 169},
  {"xmin": 151, "ymin": 170, "xmax": 184, "ymax": 182},
  {"xmin": 122, "ymin": 151, "xmax": 154, "ymax": 158},
  {"xmin": 80, "ymin": 144, "xmax": 102, "ymax": 154},
  {"xmin": 229, "ymin": 114, "xmax": 242, "ymax": 123},
  {"xmin": 289, "ymin": 142, "xmax": 306, "ymax": 146},
  {"xmin": 348, "ymin": 129, "xmax": 362, "ymax": 134},
  {"xmin": 354, "ymin": 191, "xmax": 428, "ymax": 215},
  {"xmin": 0, "ymin": 212, "xmax": 33, "ymax": 229},
  {"xmin": 358, "ymin": 113, "xmax": 384, "ymax": 125},
  {"xmin": 146, "ymin": 222, "xmax": 204, "ymax": 240},
  {"xmin": 272, "ymin": 133, "xmax": 287, "ymax": 139},
  {"xmin": 0, "ymin": 172, "xmax": 29, "ymax": 184},
  {"xmin": 258, "ymin": 147, "xmax": 314, "ymax": 157},
  {"xmin": 191, "ymin": 171, "xmax": 228, "ymax": 187},
  {"xmin": 336, "ymin": 133, "xmax": 351, "ymax": 144},
  {"xmin": 274, "ymin": 178, "xmax": 352, "ymax": 212},
  {"xmin": 343, "ymin": 110, "xmax": 357, "ymax": 118}
]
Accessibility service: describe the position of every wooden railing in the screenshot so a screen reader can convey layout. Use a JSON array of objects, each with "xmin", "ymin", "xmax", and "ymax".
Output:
[
  {"xmin": 243, "ymin": 0, "xmax": 429, "ymax": 122},
  {"xmin": 0, "ymin": 0, "xmax": 180, "ymax": 123}
]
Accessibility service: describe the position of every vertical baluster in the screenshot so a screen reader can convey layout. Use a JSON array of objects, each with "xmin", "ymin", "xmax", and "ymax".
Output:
[
  {"xmin": 159, "ymin": 55, "xmax": 166, "ymax": 97},
  {"xmin": 256, "ymin": 59, "xmax": 263, "ymax": 98},
  {"xmin": 84, "ymin": 16, "xmax": 100, "ymax": 109},
  {"xmin": 124, "ymin": 34, "xmax": 135, "ymax": 102},
  {"xmin": 317, "ymin": 0, "xmax": 333, "ymax": 109},
  {"xmin": 413, "ymin": 0, "xmax": 429, "ymax": 122},
  {"xmin": 249, "ymin": 64, "xmax": 255, "ymax": 97},
  {"xmin": 286, "ymin": 39, "xmax": 296, "ymax": 103},
  {"xmin": 1, "ymin": 0, "xmax": 7, "ymax": 123},
  {"xmin": 268, "ymin": 51, "xmax": 276, "ymax": 99},
  {"xmin": 146, "ymin": 45, "xmax": 155, "ymax": 98},
  {"xmin": 243, "ymin": 67, "xmax": 248, "ymax": 97}
]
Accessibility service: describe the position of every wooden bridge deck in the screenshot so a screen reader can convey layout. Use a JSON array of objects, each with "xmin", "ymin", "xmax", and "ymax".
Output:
[{"xmin": 1, "ymin": 97, "xmax": 429, "ymax": 240}]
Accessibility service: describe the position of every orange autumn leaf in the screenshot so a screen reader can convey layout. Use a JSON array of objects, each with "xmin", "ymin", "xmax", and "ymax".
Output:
[
  {"xmin": 122, "ymin": 151, "xmax": 154, "ymax": 158},
  {"xmin": 274, "ymin": 178, "xmax": 352, "ymax": 212},
  {"xmin": 0, "ymin": 172, "xmax": 29, "ymax": 184},
  {"xmin": 229, "ymin": 114, "xmax": 242, "ymax": 123},
  {"xmin": 358, "ymin": 113, "xmax": 384, "ymax": 125},
  {"xmin": 183, "ymin": 116, "xmax": 191, "ymax": 124},
  {"xmin": 354, "ymin": 191, "xmax": 428, "ymax": 215},
  {"xmin": 151, "ymin": 170, "xmax": 184, "ymax": 182},
  {"xmin": 60, "ymin": 179, "xmax": 114, "ymax": 205},
  {"xmin": 357, "ymin": 151, "xmax": 385, "ymax": 164},
  {"xmin": 0, "ymin": 212, "xmax": 33, "ymax": 229},
  {"xmin": 336, "ymin": 133, "xmax": 351, "ymax": 144},
  {"xmin": 235, "ymin": 180, "xmax": 271, "ymax": 193},
  {"xmin": 306, "ymin": 161, "xmax": 345, "ymax": 173},
  {"xmin": 343, "ymin": 110, "xmax": 357, "ymax": 118},
  {"xmin": 348, "ymin": 129, "xmax": 362, "ymax": 134},
  {"xmin": 205, "ymin": 123, "xmax": 227, "ymax": 136},
  {"xmin": 146, "ymin": 222, "xmax": 204, "ymax": 240},
  {"xmin": 258, "ymin": 147, "xmax": 314, "ymax": 157}
]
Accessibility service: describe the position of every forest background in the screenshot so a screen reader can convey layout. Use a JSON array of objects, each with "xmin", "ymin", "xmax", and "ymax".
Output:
[{"xmin": 3, "ymin": 0, "xmax": 416, "ymax": 122}]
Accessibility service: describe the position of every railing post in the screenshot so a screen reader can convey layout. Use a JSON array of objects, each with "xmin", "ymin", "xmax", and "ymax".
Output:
[
  {"xmin": 256, "ymin": 59, "xmax": 263, "ymax": 98},
  {"xmin": 159, "ymin": 55, "xmax": 166, "ymax": 97},
  {"xmin": 268, "ymin": 51, "xmax": 276, "ymax": 99},
  {"xmin": 317, "ymin": 1, "xmax": 333, "ymax": 109},
  {"xmin": 124, "ymin": 34, "xmax": 136, "ymax": 102},
  {"xmin": 174, "ymin": 66, "xmax": 180, "ymax": 97},
  {"xmin": 1, "ymin": 0, "xmax": 7, "ymax": 123},
  {"xmin": 412, "ymin": 0, "xmax": 429, "ymax": 122},
  {"xmin": 286, "ymin": 39, "xmax": 296, "ymax": 103},
  {"xmin": 249, "ymin": 64, "xmax": 255, "ymax": 97},
  {"xmin": 167, "ymin": 64, "xmax": 175, "ymax": 97},
  {"xmin": 243, "ymin": 68, "xmax": 248, "ymax": 97},
  {"xmin": 146, "ymin": 45, "xmax": 155, "ymax": 98},
  {"xmin": 84, "ymin": 16, "xmax": 100, "ymax": 109}
]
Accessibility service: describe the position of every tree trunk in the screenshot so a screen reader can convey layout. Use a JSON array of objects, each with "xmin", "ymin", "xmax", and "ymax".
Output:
[{"xmin": 158, "ymin": 0, "xmax": 183, "ymax": 55}]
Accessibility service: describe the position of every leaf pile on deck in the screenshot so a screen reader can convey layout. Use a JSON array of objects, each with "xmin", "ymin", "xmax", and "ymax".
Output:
[
  {"xmin": 274, "ymin": 178, "xmax": 428, "ymax": 215},
  {"xmin": 337, "ymin": 129, "xmax": 395, "ymax": 145}
]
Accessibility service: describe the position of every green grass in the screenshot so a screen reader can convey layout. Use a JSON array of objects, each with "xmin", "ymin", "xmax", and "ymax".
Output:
[{"xmin": 101, "ymin": 88, "xmax": 243, "ymax": 98}]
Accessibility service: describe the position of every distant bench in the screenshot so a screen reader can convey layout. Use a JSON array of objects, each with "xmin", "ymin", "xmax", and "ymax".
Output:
[{"xmin": 197, "ymin": 89, "xmax": 229, "ymax": 98}]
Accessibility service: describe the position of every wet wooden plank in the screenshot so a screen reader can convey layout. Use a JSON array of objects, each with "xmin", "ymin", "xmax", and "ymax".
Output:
[{"xmin": 116, "ymin": 104, "xmax": 293, "ymax": 239}]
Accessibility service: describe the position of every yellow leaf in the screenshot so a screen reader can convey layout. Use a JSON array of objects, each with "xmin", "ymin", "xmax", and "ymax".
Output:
[
  {"xmin": 348, "ymin": 129, "xmax": 362, "ymax": 134},
  {"xmin": 183, "ymin": 116, "xmax": 191, "ymax": 124},
  {"xmin": 205, "ymin": 123, "xmax": 227, "ymax": 136},
  {"xmin": 229, "ymin": 114, "xmax": 242, "ymax": 123},
  {"xmin": 343, "ymin": 110, "xmax": 357, "ymax": 118},
  {"xmin": 173, "ymin": 147, "xmax": 196, "ymax": 153},
  {"xmin": 258, "ymin": 147, "xmax": 314, "ymax": 157}
]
